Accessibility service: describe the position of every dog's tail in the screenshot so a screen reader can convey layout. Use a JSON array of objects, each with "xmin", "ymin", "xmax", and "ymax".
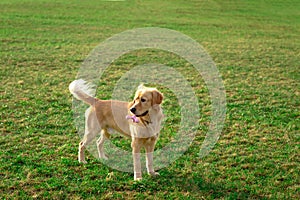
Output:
[{"xmin": 69, "ymin": 79, "xmax": 97, "ymax": 105}]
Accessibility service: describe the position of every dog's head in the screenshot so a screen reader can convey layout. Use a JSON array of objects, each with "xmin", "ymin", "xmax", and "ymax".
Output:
[{"xmin": 129, "ymin": 84, "xmax": 163, "ymax": 117}]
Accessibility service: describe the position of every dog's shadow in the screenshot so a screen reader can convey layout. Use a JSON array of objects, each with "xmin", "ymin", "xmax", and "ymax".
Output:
[
  {"xmin": 141, "ymin": 169, "xmax": 263, "ymax": 199},
  {"xmin": 85, "ymin": 142, "xmax": 263, "ymax": 199}
]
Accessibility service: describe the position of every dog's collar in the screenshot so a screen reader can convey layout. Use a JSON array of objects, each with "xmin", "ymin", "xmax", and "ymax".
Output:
[{"xmin": 135, "ymin": 110, "xmax": 149, "ymax": 117}]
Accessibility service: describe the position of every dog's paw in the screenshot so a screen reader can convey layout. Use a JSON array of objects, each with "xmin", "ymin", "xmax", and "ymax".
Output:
[
  {"xmin": 134, "ymin": 177, "xmax": 143, "ymax": 181},
  {"xmin": 101, "ymin": 156, "xmax": 108, "ymax": 160},
  {"xmin": 149, "ymin": 172, "xmax": 159, "ymax": 176},
  {"xmin": 134, "ymin": 172, "xmax": 142, "ymax": 181},
  {"xmin": 78, "ymin": 160, "xmax": 87, "ymax": 164},
  {"xmin": 99, "ymin": 154, "xmax": 108, "ymax": 160}
]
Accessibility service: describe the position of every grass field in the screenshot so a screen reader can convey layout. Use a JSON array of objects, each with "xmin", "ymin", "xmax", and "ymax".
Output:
[{"xmin": 1, "ymin": 0, "xmax": 299, "ymax": 199}]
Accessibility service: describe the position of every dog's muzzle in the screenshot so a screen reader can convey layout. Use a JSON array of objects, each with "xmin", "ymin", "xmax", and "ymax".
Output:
[{"xmin": 130, "ymin": 107, "xmax": 149, "ymax": 117}]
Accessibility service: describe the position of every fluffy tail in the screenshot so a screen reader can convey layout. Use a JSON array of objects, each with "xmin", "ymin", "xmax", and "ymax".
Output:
[{"xmin": 69, "ymin": 79, "xmax": 96, "ymax": 105}]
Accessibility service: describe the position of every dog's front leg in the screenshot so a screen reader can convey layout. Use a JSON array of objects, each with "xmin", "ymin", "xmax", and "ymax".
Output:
[
  {"xmin": 146, "ymin": 152, "xmax": 154, "ymax": 175},
  {"xmin": 131, "ymin": 138, "xmax": 142, "ymax": 181},
  {"xmin": 145, "ymin": 138, "xmax": 159, "ymax": 176}
]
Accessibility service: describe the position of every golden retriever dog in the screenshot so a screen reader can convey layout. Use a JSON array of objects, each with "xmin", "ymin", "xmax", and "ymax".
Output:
[{"xmin": 69, "ymin": 79, "xmax": 163, "ymax": 180}]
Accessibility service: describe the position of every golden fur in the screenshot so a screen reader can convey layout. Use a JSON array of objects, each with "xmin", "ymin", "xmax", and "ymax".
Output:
[{"xmin": 69, "ymin": 80, "xmax": 163, "ymax": 180}]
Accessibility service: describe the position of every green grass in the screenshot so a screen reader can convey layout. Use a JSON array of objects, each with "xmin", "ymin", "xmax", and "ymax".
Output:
[{"xmin": 1, "ymin": 0, "xmax": 299, "ymax": 199}]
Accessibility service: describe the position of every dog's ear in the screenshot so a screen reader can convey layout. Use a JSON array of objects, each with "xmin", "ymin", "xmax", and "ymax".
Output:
[
  {"xmin": 137, "ymin": 84, "xmax": 145, "ymax": 91},
  {"xmin": 152, "ymin": 90, "xmax": 163, "ymax": 105}
]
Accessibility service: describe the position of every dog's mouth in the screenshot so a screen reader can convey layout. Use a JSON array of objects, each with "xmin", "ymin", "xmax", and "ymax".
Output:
[
  {"xmin": 135, "ymin": 110, "xmax": 149, "ymax": 117},
  {"xmin": 126, "ymin": 110, "xmax": 149, "ymax": 123},
  {"xmin": 130, "ymin": 107, "xmax": 149, "ymax": 117}
]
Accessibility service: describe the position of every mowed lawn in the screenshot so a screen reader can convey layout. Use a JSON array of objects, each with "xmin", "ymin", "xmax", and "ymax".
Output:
[{"xmin": 1, "ymin": 0, "xmax": 299, "ymax": 199}]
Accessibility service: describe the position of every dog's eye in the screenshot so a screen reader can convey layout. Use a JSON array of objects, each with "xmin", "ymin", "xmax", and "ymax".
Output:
[{"xmin": 141, "ymin": 98, "xmax": 146, "ymax": 102}]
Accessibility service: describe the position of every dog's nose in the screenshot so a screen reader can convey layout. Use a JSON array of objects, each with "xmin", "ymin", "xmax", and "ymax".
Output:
[{"xmin": 130, "ymin": 107, "xmax": 136, "ymax": 114}]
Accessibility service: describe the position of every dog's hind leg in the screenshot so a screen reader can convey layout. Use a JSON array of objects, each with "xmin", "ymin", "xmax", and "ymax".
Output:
[
  {"xmin": 97, "ymin": 129, "xmax": 110, "ymax": 160},
  {"xmin": 78, "ymin": 107, "xmax": 100, "ymax": 163}
]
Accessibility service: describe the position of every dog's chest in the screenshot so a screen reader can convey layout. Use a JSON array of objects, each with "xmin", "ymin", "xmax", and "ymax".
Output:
[{"xmin": 129, "ymin": 119, "xmax": 161, "ymax": 138}]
